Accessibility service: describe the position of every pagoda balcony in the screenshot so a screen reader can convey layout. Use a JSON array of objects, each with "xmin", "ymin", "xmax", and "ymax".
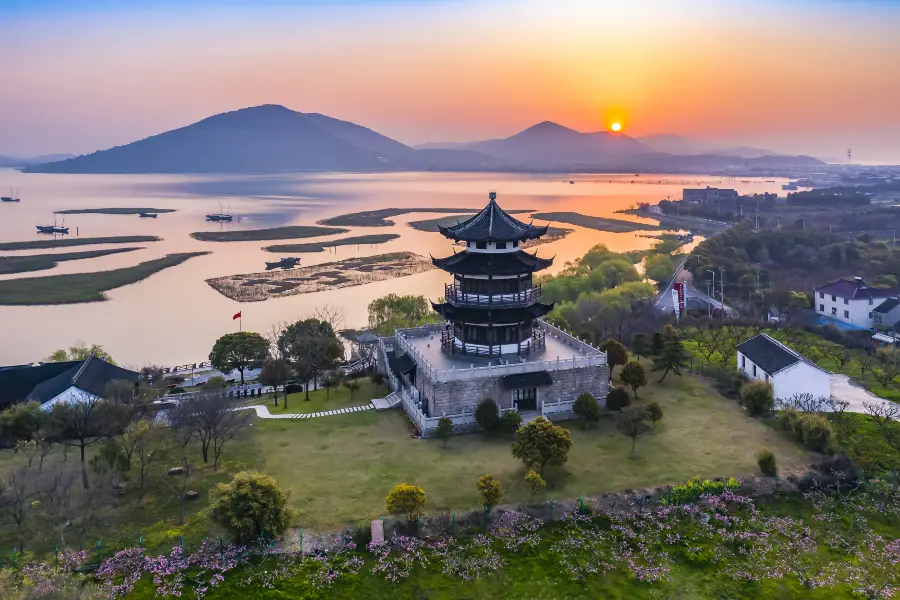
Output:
[
  {"xmin": 440, "ymin": 328, "xmax": 546, "ymax": 357},
  {"xmin": 444, "ymin": 284, "xmax": 542, "ymax": 308}
]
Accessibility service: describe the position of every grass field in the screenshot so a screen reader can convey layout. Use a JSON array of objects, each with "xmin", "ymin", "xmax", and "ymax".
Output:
[
  {"xmin": 262, "ymin": 377, "xmax": 387, "ymax": 413},
  {"xmin": 0, "ymin": 247, "xmax": 142, "ymax": 275},
  {"xmin": 0, "ymin": 236, "xmax": 161, "ymax": 251},
  {"xmin": 54, "ymin": 208, "xmax": 176, "ymax": 215},
  {"xmin": 190, "ymin": 226, "xmax": 347, "ymax": 242},
  {"xmin": 531, "ymin": 211, "xmax": 664, "ymax": 233},
  {"xmin": 264, "ymin": 234, "xmax": 400, "ymax": 253},
  {"xmin": 0, "ymin": 252, "xmax": 209, "ymax": 304}
]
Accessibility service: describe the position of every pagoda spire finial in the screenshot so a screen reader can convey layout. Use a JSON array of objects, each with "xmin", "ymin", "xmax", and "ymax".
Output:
[{"xmin": 489, "ymin": 191, "xmax": 497, "ymax": 202}]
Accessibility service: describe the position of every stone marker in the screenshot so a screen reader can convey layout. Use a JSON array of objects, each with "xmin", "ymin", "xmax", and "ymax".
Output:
[
  {"xmin": 371, "ymin": 519, "xmax": 384, "ymax": 545},
  {"xmin": 185, "ymin": 490, "xmax": 200, "ymax": 501},
  {"xmin": 167, "ymin": 466, "xmax": 185, "ymax": 476}
]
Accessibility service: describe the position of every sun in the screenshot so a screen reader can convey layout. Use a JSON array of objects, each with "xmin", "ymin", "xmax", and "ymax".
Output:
[{"xmin": 611, "ymin": 122, "xmax": 622, "ymax": 132}]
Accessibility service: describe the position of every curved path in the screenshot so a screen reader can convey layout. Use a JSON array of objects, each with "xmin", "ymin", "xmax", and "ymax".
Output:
[{"xmin": 239, "ymin": 403, "xmax": 375, "ymax": 420}]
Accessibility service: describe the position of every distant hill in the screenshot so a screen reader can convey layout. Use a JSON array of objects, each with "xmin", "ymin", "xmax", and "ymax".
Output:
[
  {"xmin": 0, "ymin": 153, "xmax": 74, "ymax": 167},
  {"xmin": 627, "ymin": 153, "xmax": 824, "ymax": 171},
  {"xmin": 637, "ymin": 135, "xmax": 782, "ymax": 159}
]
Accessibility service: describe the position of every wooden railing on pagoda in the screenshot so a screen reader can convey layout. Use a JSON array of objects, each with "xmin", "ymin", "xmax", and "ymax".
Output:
[
  {"xmin": 443, "ymin": 284, "xmax": 541, "ymax": 307},
  {"xmin": 440, "ymin": 328, "xmax": 546, "ymax": 357}
]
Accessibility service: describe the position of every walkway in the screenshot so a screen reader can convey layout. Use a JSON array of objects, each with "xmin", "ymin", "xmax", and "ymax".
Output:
[
  {"xmin": 239, "ymin": 403, "xmax": 375, "ymax": 420},
  {"xmin": 830, "ymin": 374, "xmax": 898, "ymax": 415}
]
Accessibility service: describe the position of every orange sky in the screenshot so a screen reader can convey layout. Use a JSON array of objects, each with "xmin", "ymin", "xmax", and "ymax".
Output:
[{"xmin": 3, "ymin": 0, "xmax": 900, "ymax": 162}]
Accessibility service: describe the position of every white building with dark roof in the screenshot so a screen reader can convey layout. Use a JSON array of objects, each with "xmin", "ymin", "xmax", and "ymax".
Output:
[
  {"xmin": 736, "ymin": 333, "xmax": 830, "ymax": 403},
  {"xmin": 814, "ymin": 277, "xmax": 896, "ymax": 329},
  {"xmin": 26, "ymin": 354, "xmax": 139, "ymax": 408}
]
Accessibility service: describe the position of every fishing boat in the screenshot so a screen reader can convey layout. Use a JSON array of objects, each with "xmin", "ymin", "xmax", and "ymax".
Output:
[
  {"xmin": 206, "ymin": 203, "xmax": 233, "ymax": 222},
  {"xmin": 265, "ymin": 257, "xmax": 301, "ymax": 270},
  {"xmin": 138, "ymin": 212, "xmax": 158, "ymax": 218},
  {"xmin": 36, "ymin": 213, "xmax": 68, "ymax": 234},
  {"xmin": 1, "ymin": 188, "xmax": 20, "ymax": 202},
  {"xmin": 782, "ymin": 183, "xmax": 798, "ymax": 191},
  {"xmin": 569, "ymin": 180, "xmax": 575, "ymax": 184}
]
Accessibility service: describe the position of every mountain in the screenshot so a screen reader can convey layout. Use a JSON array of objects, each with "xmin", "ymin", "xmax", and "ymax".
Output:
[
  {"xmin": 636, "ymin": 135, "xmax": 704, "ymax": 155},
  {"xmin": 627, "ymin": 153, "xmax": 824, "ymax": 171},
  {"xmin": 0, "ymin": 153, "xmax": 74, "ymax": 167},
  {"xmin": 25, "ymin": 106, "xmax": 408, "ymax": 174},
  {"xmin": 711, "ymin": 146, "xmax": 783, "ymax": 159}
]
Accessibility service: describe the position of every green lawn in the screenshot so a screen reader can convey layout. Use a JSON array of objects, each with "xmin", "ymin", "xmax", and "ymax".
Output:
[
  {"xmin": 0, "ymin": 247, "xmax": 141, "ymax": 275},
  {"xmin": 0, "ymin": 236, "xmax": 160, "ymax": 251},
  {"xmin": 190, "ymin": 226, "xmax": 347, "ymax": 242},
  {"xmin": 262, "ymin": 377, "xmax": 387, "ymax": 413},
  {"xmin": 256, "ymin": 367, "xmax": 810, "ymax": 529}
]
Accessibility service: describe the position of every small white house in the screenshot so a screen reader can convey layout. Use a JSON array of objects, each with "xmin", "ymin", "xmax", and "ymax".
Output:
[
  {"xmin": 736, "ymin": 333, "xmax": 831, "ymax": 403},
  {"xmin": 814, "ymin": 277, "xmax": 896, "ymax": 329}
]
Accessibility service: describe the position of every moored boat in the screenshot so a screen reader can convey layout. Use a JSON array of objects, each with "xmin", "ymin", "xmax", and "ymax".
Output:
[
  {"xmin": 138, "ymin": 212, "xmax": 158, "ymax": 218},
  {"xmin": 36, "ymin": 225, "xmax": 69, "ymax": 234},
  {"xmin": 265, "ymin": 257, "xmax": 301, "ymax": 270}
]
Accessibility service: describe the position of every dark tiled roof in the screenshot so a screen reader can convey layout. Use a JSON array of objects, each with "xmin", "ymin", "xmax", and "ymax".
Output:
[
  {"xmin": 815, "ymin": 278, "xmax": 895, "ymax": 300},
  {"xmin": 736, "ymin": 334, "xmax": 801, "ymax": 375},
  {"xmin": 432, "ymin": 302, "xmax": 554, "ymax": 324},
  {"xmin": 26, "ymin": 355, "xmax": 139, "ymax": 404},
  {"xmin": 432, "ymin": 250, "xmax": 553, "ymax": 275},
  {"xmin": 501, "ymin": 371, "xmax": 554, "ymax": 389},
  {"xmin": 355, "ymin": 330, "xmax": 380, "ymax": 344},
  {"xmin": 389, "ymin": 354, "xmax": 417, "ymax": 375},
  {"xmin": 438, "ymin": 194, "xmax": 548, "ymax": 242},
  {"xmin": 874, "ymin": 298, "xmax": 900, "ymax": 313},
  {"xmin": 0, "ymin": 361, "xmax": 81, "ymax": 408}
]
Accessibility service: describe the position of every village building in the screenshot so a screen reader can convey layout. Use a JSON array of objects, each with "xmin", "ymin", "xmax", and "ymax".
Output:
[
  {"xmin": 814, "ymin": 277, "xmax": 896, "ymax": 329},
  {"xmin": 682, "ymin": 187, "xmax": 739, "ymax": 204},
  {"xmin": 736, "ymin": 333, "xmax": 830, "ymax": 403},
  {"xmin": 376, "ymin": 192, "xmax": 609, "ymax": 436}
]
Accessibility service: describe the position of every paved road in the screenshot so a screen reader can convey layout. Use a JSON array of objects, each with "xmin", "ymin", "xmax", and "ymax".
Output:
[{"xmin": 830, "ymin": 374, "xmax": 898, "ymax": 415}]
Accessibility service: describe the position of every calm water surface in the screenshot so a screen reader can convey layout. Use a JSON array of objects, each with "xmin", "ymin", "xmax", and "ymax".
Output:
[{"xmin": 0, "ymin": 170, "xmax": 786, "ymax": 366}]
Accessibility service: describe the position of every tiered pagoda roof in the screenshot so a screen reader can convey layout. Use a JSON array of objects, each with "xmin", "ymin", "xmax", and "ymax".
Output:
[
  {"xmin": 431, "ymin": 302, "xmax": 554, "ymax": 324},
  {"xmin": 438, "ymin": 194, "xmax": 548, "ymax": 242},
  {"xmin": 432, "ymin": 250, "xmax": 553, "ymax": 275}
]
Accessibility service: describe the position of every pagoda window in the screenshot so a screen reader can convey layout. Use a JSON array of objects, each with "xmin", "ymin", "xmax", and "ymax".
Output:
[
  {"xmin": 496, "ymin": 241, "xmax": 507, "ymax": 249},
  {"xmin": 475, "ymin": 241, "xmax": 487, "ymax": 250},
  {"xmin": 513, "ymin": 240, "xmax": 519, "ymax": 247}
]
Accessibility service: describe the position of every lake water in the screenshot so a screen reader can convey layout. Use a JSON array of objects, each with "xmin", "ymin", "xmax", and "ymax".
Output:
[{"xmin": 0, "ymin": 169, "xmax": 786, "ymax": 366}]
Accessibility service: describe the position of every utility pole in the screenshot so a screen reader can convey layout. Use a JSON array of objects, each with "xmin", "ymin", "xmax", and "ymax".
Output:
[
  {"xmin": 755, "ymin": 263, "xmax": 761, "ymax": 292},
  {"xmin": 707, "ymin": 269, "xmax": 716, "ymax": 308},
  {"xmin": 719, "ymin": 267, "xmax": 725, "ymax": 305},
  {"xmin": 706, "ymin": 282, "xmax": 712, "ymax": 317}
]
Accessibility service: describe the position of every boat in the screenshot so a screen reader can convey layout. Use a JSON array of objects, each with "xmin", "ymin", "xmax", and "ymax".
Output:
[
  {"xmin": 36, "ymin": 224, "xmax": 69, "ymax": 234},
  {"xmin": 569, "ymin": 180, "xmax": 575, "ymax": 184},
  {"xmin": 138, "ymin": 212, "xmax": 158, "ymax": 218},
  {"xmin": 782, "ymin": 184, "xmax": 798, "ymax": 191},
  {"xmin": 1, "ymin": 188, "xmax": 20, "ymax": 202},
  {"xmin": 265, "ymin": 257, "xmax": 301, "ymax": 270},
  {"xmin": 206, "ymin": 203, "xmax": 233, "ymax": 222}
]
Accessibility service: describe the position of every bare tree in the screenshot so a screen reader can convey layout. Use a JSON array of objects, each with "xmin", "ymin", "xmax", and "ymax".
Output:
[
  {"xmin": 161, "ymin": 402, "xmax": 196, "ymax": 525},
  {"xmin": 0, "ymin": 466, "xmax": 36, "ymax": 551},
  {"xmin": 777, "ymin": 393, "xmax": 829, "ymax": 413},
  {"xmin": 36, "ymin": 423, "xmax": 54, "ymax": 472},
  {"xmin": 36, "ymin": 464, "xmax": 78, "ymax": 548},
  {"xmin": 189, "ymin": 393, "xmax": 251, "ymax": 470},
  {"xmin": 69, "ymin": 472, "xmax": 113, "ymax": 551},
  {"xmin": 133, "ymin": 422, "xmax": 167, "ymax": 495},
  {"xmin": 315, "ymin": 304, "xmax": 347, "ymax": 333},
  {"xmin": 863, "ymin": 401, "xmax": 900, "ymax": 430},
  {"xmin": 15, "ymin": 439, "xmax": 38, "ymax": 468}
]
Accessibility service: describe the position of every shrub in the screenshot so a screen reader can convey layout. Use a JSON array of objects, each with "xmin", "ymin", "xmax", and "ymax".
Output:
[
  {"xmin": 371, "ymin": 373, "xmax": 385, "ymax": 386},
  {"xmin": 207, "ymin": 375, "xmax": 228, "ymax": 390},
  {"xmin": 573, "ymin": 393, "xmax": 601, "ymax": 428},
  {"xmin": 740, "ymin": 381, "xmax": 774, "ymax": 417},
  {"xmin": 435, "ymin": 417, "xmax": 453, "ymax": 446},
  {"xmin": 475, "ymin": 398, "xmax": 500, "ymax": 433},
  {"xmin": 757, "ymin": 448, "xmax": 777, "ymax": 476},
  {"xmin": 777, "ymin": 407, "xmax": 803, "ymax": 437},
  {"xmin": 386, "ymin": 483, "xmax": 427, "ymax": 522},
  {"xmin": 660, "ymin": 477, "xmax": 741, "ymax": 505},
  {"xmin": 477, "ymin": 474, "xmax": 503, "ymax": 508},
  {"xmin": 646, "ymin": 401, "xmax": 663, "ymax": 423},
  {"xmin": 800, "ymin": 413, "xmax": 836, "ymax": 454},
  {"xmin": 284, "ymin": 383, "xmax": 304, "ymax": 395},
  {"xmin": 620, "ymin": 361, "xmax": 648, "ymax": 399},
  {"xmin": 499, "ymin": 410, "xmax": 523, "ymax": 434},
  {"xmin": 89, "ymin": 439, "xmax": 129, "ymax": 480},
  {"xmin": 525, "ymin": 470, "xmax": 546, "ymax": 496},
  {"xmin": 511, "ymin": 417, "xmax": 572, "ymax": 476},
  {"xmin": 211, "ymin": 471, "xmax": 293, "ymax": 544},
  {"xmin": 606, "ymin": 386, "xmax": 631, "ymax": 411}
]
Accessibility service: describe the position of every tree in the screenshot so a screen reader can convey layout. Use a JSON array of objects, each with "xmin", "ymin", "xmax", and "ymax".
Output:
[
  {"xmin": 617, "ymin": 404, "xmax": 653, "ymax": 459},
  {"xmin": 757, "ymin": 448, "xmax": 777, "ymax": 476},
  {"xmin": 740, "ymin": 381, "xmax": 775, "ymax": 417},
  {"xmin": 50, "ymin": 392, "xmax": 130, "ymax": 489},
  {"xmin": 600, "ymin": 338, "xmax": 629, "ymax": 381},
  {"xmin": 343, "ymin": 378, "xmax": 361, "ymax": 402},
  {"xmin": 0, "ymin": 466, "xmax": 36, "ymax": 551},
  {"xmin": 477, "ymin": 474, "xmax": 503, "ymax": 508},
  {"xmin": 525, "ymin": 470, "xmax": 546, "ymax": 498},
  {"xmin": 47, "ymin": 342, "xmax": 115, "ymax": 364},
  {"xmin": 620, "ymin": 361, "xmax": 648, "ymax": 400},
  {"xmin": 606, "ymin": 386, "xmax": 631, "ymax": 411},
  {"xmin": 436, "ymin": 417, "xmax": 453, "ymax": 447},
  {"xmin": 646, "ymin": 401, "xmax": 664, "ymax": 423},
  {"xmin": 36, "ymin": 464, "xmax": 78, "ymax": 548},
  {"xmin": 368, "ymin": 294, "xmax": 437, "ymax": 334},
  {"xmin": 652, "ymin": 337, "xmax": 688, "ymax": 383},
  {"xmin": 321, "ymin": 370, "xmax": 342, "ymax": 401},
  {"xmin": 645, "ymin": 254, "xmax": 675, "ymax": 284},
  {"xmin": 211, "ymin": 471, "xmax": 293, "ymax": 544},
  {"xmin": 475, "ymin": 398, "xmax": 501, "ymax": 434},
  {"xmin": 0, "ymin": 401, "xmax": 45, "ymax": 447},
  {"xmin": 259, "ymin": 358, "xmax": 292, "ymax": 405},
  {"xmin": 131, "ymin": 421, "xmax": 167, "ymax": 495},
  {"xmin": 103, "ymin": 379, "xmax": 135, "ymax": 405},
  {"xmin": 511, "ymin": 417, "xmax": 572, "ymax": 476},
  {"xmin": 209, "ymin": 331, "xmax": 270, "ymax": 385},
  {"xmin": 188, "ymin": 393, "xmax": 251, "ymax": 470},
  {"xmin": 120, "ymin": 418, "xmax": 153, "ymax": 470},
  {"xmin": 573, "ymin": 393, "xmax": 601, "ymax": 429},
  {"xmin": 278, "ymin": 318, "xmax": 344, "ymax": 401},
  {"xmin": 161, "ymin": 402, "xmax": 196, "ymax": 525},
  {"xmin": 631, "ymin": 333, "xmax": 648, "ymax": 360},
  {"xmin": 386, "ymin": 483, "xmax": 427, "ymax": 522},
  {"xmin": 650, "ymin": 332, "xmax": 665, "ymax": 357}
]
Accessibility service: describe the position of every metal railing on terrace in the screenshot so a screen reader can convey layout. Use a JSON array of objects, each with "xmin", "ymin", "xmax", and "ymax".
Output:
[
  {"xmin": 394, "ymin": 320, "xmax": 606, "ymax": 383},
  {"xmin": 443, "ymin": 284, "xmax": 542, "ymax": 307},
  {"xmin": 440, "ymin": 328, "xmax": 545, "ymax": 357}
]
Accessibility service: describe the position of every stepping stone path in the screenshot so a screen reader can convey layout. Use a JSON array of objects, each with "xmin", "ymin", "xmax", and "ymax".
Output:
[{"xmin": 239, "ymin": 403, "xmax": 376, "ymax": 420}]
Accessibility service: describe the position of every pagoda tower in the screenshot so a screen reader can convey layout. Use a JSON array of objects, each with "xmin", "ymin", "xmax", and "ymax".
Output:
[{"xmin": 432, "ymin": 192, "xmax": 555, "ymax": 357}]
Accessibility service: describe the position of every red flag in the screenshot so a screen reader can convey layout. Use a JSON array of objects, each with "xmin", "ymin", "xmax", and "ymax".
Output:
[{"xmin": 232, "ymin": 311, "xmax": 242, "ymax": 320}]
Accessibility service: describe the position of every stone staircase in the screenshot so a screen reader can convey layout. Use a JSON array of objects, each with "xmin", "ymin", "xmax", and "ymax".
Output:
[{"xmin": 372, "ymin": 392, "xmax": 401, "ymax": 411}]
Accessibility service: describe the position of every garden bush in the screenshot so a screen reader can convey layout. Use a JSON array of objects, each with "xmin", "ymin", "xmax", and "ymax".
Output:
[
  {"xmin": 573, "ymin": 393, "xmax": 601, "ymax": 428},
  {"xmin": 606, "ymin": 386, "xmax": 631, "ymax": 411},
  {"xmin": 499, "ymin": 410, "xmax": 522, "ymax": 434},
  {"xmin": 739, "ymin": 381, "xmax": 774, "ymax": 417},
  {"xmin": 477, "ymin": 474, "xmax": 503, "ymax": 508},
  {"xmin": 777, "ymin": 407, "xmax": 803, "ymax": 437},
  {"xmin": 660, "ymin": 477, "xmax": 741, "ymax": 505},
  {"xmin": 475, "ymin": 398, "xmax": 501, "ymax": 433},
  {"xmin": 284, "ymin": 383, "xmax": 304, "ymax": 395},
  {"xmin": 646, "ymin": 401, "xmax": 663, "ymax": 423},
  {"xmin": 386, "ymin": 483, "xmax": 427, "ymax": 522},
  {"xmin": 756, "ymin": 448, "xmax": 777, "ymax": 476},
  {"xmin": 800, "ymin": 413, "xmax": 836, "ymax": 454},
  {"xmin": 211, "ymin": 471, "xmax": 294, "ymax": 544}
]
